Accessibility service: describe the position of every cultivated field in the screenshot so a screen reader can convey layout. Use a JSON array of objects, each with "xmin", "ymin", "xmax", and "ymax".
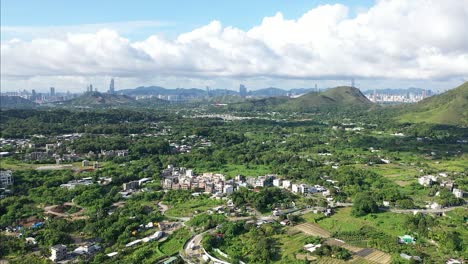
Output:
[{"xmin": 293, "ymin": 222, "xmax": 331, "ymax": 238}]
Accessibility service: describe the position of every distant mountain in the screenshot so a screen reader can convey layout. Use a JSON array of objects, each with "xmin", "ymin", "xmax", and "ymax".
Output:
[
  {"xmin": 248, "ymin": 87, "xmax": 287, "ymax": 97},
  {"xmin": 229, "ymin": 86, "xmax": 373, "ymax": 112},
  {"xmin": 118, "ymin": 85, "xmax": 313, "ymax": 99},
  {"xmin": 399, "ymin": 82, "xmax": 468, "ymax": 126},
  {"xmin": 0, "ymin": 96, "xmax": 37, "ymax": 109},
  {"xmin": 119, "ymin": 86, "xmax": 207, "ymax": 97},
  {"xmin": 363, "ymin": 87, "xmax": 431, "ymax": 95},
  {"xmin": 62, "ymin": 92, "xmax": 136, "ymax": 107}
]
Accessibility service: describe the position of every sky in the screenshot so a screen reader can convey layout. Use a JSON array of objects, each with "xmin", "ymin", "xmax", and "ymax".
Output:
[{"xmin": 1, "ymin": 0, "xmax": 468, "ymax": 93}]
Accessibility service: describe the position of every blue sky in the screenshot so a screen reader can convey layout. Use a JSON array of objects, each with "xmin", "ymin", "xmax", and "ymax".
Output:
[
  {"xmin": 1, "ymin": 0, "xmax": 467, "ymax": 92},
  {"xmin": 2, "ymin": 0, "xmax": 373, "ymax": 40}
]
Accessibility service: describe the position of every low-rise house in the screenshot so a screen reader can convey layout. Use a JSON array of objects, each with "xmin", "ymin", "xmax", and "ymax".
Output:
[
  {"xmin": 418, "ymin": 175, "xmax": 437, "ymax": 187},
  {"xmin": 304, "ymin": 243, "xmax": 322, "ymax": 253},
  {"xmin": 453, "ymin": 188, "xmax": 464, "ymax": 198},
  {"xmin": 60, "ymin": 178, "xmax": 93, "ymax": 189},
  {"xmin": 440, "ymin": 180, "xmax": 454, "ymax": 191},
  {"xmin": 73, "ymin": 244, "xmax": 101, "ymax": 255},
  {"xmin": 282, "ymin": 180, "xmax": 291, "ymax": 189},
  {"xmin": 273, "ymin": 179, "xmax": 282, "ymax": 187},
  {"xmin": 428, "ymin": 202, "xmax": 441, "ymax": 209}
]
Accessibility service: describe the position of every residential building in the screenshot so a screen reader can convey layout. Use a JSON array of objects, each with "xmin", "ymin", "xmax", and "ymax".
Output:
[
  {"xmin": 0, "ymin": 170, "xmax": 13, "ymax": 187},
  {"xmin": 273, "ymin": 178, "xmax": 282, "ymax": 187},
  {"xmin": 122, "ymin": 181, "xmax": 139, "ymax": 191},
  {"xmin": 223, "ymin": 184, "xmax": 233, "ymax": 194},
  {"xmin": 50, "ymin": 244, "xmax": 67, "ymax": 262}
]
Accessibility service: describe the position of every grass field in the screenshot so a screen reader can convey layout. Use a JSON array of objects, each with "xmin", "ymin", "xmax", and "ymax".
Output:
[
  {"xmin": 273, "ymin": 230, "xmax": 314, "ymax": 262},
  {"xmin": 159, "ymin": 228, "xmax": 191, "ymax": 255},
  {"xmin": 427, "ymin": 155, "xmax": 468, "ymax": 172},
  {"xmin": 302, "ymin": 207, "xmax": 408, "ymax": 237},
  {"xmin": 164, "ymin": 198, "xmax": 224, "ymax": 217},
  {"xmin": 355, "ymin": 163, "xmax": 420, "ymax": 186},
  {"xmin": 0, "ymin": 158, "xmax": 108, "ymax": 170}
]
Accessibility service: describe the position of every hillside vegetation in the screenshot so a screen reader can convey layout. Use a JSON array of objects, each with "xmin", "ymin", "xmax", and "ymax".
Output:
[
  {"xmin": 399, "ymin": 82, "xmax": 468, "ymax": 126},
  {"xmin": 63, "ymin": 92, "xmax": 136, "ymax": 106},
  {"xmin": 229, "ymin": 86, "xmax": 373, "ymax": 112}
]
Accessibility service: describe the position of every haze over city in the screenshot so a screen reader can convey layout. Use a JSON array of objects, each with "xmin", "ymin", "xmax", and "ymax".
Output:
[{"xmin": 1, "ymin": 0, "xmax": 468, "ymax": 93}]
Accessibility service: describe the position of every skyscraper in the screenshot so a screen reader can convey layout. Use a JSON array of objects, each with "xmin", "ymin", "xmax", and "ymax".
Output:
[
  {"xmin": 239, "ymin": 84, "xmax": 247, "ymax": 98},
  {"xmin": 31, "ymin": 89, "xmax": 37, "ymax": 101},
  {"xmin": 109, "ymin": 78, "xmax": 115, "ymax": 94},
  {"xmin": 50, "ymin": 87, "xmax": 55, "ymax": 97}
]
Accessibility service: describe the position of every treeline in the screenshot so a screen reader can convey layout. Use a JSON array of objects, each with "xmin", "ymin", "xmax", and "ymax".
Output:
[{"xmin": 0, "ymin": 109, "xmax": 171, "ymax": 138}]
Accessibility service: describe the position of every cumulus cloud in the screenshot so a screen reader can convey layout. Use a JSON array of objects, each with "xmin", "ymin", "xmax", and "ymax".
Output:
[{"xmin": 1, "ymin": 0, "xmax": 468, "ymax": 89}]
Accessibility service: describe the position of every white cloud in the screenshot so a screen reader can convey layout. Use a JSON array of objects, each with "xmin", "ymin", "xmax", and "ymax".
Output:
[{"xmin": 1, "ymin": 0, "xmax": 468, "ymax": 91}]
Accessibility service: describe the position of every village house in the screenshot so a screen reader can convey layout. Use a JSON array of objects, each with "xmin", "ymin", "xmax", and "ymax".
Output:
[
  {"xmin": 50, "ymin": 244, "xmax": 67, "ymax": 262},
  {"xmin": 452, "ymin": 188, "xmax": 464, "ymax": 198},
  {"xmin": 418, "ymin": 175, "xmax": 437, "ymax": 187},
  {"xmin": 73, "ymin": 244, "xmax": 101, "ymax": 256}
]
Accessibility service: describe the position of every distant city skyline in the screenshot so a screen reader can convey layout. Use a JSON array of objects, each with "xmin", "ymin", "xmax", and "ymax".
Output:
[{"xmin": 1, "ymin": 0, "xmax": 467, "ymax": 92}]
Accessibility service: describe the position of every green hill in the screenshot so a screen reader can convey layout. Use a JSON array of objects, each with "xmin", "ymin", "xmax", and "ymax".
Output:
[
  {"xmin": 229, "ymin": 86, "xmax": 373, "ymax": 112},
  {"xmin": 284, "ymin": 86, "xmax": 373, "ymax": 111},
  {"xmin": 0, "ymin": 96, "xmax": 37, "ymax": 109},
  {"xmin": 63, "ymin": 92, "xmax": 136, "ymax": 107},
  {"xmin": 399, "ymin": 82, "xmax": 468, "ymax": 126}
]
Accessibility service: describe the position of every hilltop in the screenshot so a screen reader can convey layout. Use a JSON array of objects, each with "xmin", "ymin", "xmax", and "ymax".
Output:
[
  {"xmin": 285, "ymin": 86, "xmax": 373, "ymax": 111},
  {"xmin": 398, "ymin": 82, "xmax": 468, "ymax": 126},
  {"xmin": 229, "ymin": 86, "xmax": 373, "ymax": 112},
  {"xmin": 0, "ymin": 96, "xmax": 37, "ymax": 109}
]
